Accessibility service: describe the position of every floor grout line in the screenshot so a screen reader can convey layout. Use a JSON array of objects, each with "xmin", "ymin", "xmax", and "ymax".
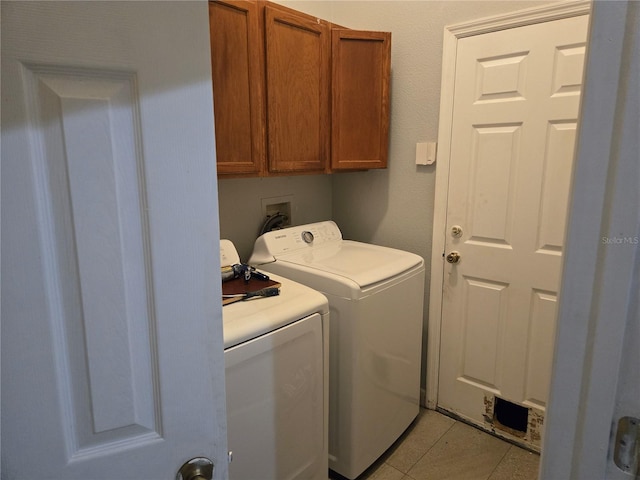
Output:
[
  {"xmin": 403, "ymin": 416, "xmax": 459, "ymax": 476},
  {"xmin": 485, "ymin": 443, "xmax": 513, "ymax": 480}
]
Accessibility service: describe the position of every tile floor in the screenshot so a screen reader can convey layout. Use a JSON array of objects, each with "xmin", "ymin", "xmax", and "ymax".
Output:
[{"xmin": 331, "ymin": 408, "xmax": 540, "ymax": 480}]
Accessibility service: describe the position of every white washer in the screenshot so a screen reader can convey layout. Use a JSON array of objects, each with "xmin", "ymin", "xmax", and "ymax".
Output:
[
  {"xmin": 249, "ymin": 222, "xmax": 425, "ymax": 479},
  {"xmin": 221, "ymin": 240, "xmax": 329, "ymax": 480}
]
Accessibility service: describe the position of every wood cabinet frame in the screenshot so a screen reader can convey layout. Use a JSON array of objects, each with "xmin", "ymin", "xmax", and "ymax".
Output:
[
  {"xmin": 264, "ymin": 3, "xmax": 331, "ymax": 174},
  {"xmin": 209, "ymin": 0, "xmax": 266, "ymax": 176},
  {"xmin": 331, "ymin": 29, "xmax": 391, "ymax": 170},
  {"xmin": 209, "ymin": 0, "xmax": 391, "ymax": 177}
]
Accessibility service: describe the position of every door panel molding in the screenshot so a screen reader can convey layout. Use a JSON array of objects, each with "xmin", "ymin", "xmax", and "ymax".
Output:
[
  {"xmin": 22, "ymin": 64, "xmax": 161, "ymax": 456},
  {"xmin": 426, "ymin": 0, "xmax": 590, "ymax": 409}
]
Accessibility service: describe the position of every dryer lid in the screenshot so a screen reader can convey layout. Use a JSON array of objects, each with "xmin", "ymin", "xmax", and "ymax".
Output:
[{"xmin": 275, "ymin": 240, "xmax": 423, "ymax": 288}]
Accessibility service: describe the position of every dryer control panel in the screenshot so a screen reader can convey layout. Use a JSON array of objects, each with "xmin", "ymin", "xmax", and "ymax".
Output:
[
  {"xmin": 220, "ymin": 239, "xmax": 241, "ymax": 266},
  {"xmin": 250, "ymin": 221, "xmax": 342, "ymax": 264}
]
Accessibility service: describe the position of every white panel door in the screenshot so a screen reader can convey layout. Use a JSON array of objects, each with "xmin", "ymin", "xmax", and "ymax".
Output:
[
  {"xmin": 437, "ymin": 14, "xmax": 588, "ymax": 450},
  {"xmin": 1, "ymin": 2, "xmax": 227, "ymax": 479}
]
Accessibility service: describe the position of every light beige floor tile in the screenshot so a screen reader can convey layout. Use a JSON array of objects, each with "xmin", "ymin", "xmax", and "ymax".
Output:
[
  {"xmin": 385, "ymin": 409, "xmax": 456, "ymax": 473},
  {"xmin": 487, "ymin": 445, "xmax": 540, "ymax": 480},
  {"xmin": 407, "ymin": 421, "xmax": 510, "ymax": 480},
  {"xmin": 360, "ymin": 462, "xmax": 405, "ymax": 480}
]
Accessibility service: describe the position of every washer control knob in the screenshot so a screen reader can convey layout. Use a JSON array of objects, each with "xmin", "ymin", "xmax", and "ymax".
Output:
[{"xmin": 301, "ymin": 231, "xmax": 314, "ymax": 244}]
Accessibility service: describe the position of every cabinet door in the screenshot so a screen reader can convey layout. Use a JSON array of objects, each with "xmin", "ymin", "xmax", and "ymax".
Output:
[
  {"xmin": 209, "ymin": 0, "xmax": 266, "ymax": 176},
  {"xmin": 331, "ymin": 30, "xmax": 391, "ymax": 170},
  {"xmin": 264, "ymin": 4, "xmax": 330, "ymax": 174}
]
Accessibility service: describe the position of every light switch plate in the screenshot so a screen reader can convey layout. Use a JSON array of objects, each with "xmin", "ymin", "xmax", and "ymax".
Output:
[{"xmin": 416, "ymin": 142, "xmax": 437, "ymax": 165}]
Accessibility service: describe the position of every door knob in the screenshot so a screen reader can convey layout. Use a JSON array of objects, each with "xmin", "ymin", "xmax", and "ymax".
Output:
[
  {"xmin": 446, "ymin": 251, "xmax": 461, "ymax": 264},
  {"xmin": 177, "ymin": 457, "xmax": 214, "ymax": 480},
  {"xmin": 451, "ymin": 225, "xmax": 463, "ymax": 238}
]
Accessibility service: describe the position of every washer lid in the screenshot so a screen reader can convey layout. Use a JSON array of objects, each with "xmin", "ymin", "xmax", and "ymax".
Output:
[{"xmin": 276, "ymin": 240, "xmax": 423, "ymax": 288}]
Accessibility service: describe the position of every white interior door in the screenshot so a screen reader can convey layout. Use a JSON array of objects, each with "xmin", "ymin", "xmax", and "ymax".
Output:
[
  {"xmin": 541, "ymin": 2, "xmax": 639, "ymax": 475},
  {"xmin": 437, "ymin": 14, "xmax": 588, "ymax": 450},
  {"xmin": 607, "ymin": 260, "xmax": 640, "ymax": 479},
  {"xmin": 1, "ymin": 2, "xmax": 228, "ymax": 479}
]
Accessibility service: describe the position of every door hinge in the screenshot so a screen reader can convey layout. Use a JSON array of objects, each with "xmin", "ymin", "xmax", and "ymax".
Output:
[{"xmin": 613, "ymin": 416, "xmax": 639, "ymax": 475}]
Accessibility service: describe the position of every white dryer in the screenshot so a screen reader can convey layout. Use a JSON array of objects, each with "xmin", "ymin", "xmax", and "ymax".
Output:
[
  {"xmin": 221, "ymin": 240, "xmax": 329, "ymax": 480},
  {"xmin": 249, "ymin": 222, "xmax": 425, "ymax": 479}
]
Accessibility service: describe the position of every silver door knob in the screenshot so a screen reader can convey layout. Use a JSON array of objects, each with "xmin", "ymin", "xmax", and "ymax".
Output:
[
  {"xmin": 446, "ymin": 251, "xmax": 461, "ymax": 264},
  {"xmin": 177, "ymin": 457, "xmax": 214, "ymax": 480},
  {"xmin": 451, "ymin": 225, "xmax": 463, "ymax": 238}
]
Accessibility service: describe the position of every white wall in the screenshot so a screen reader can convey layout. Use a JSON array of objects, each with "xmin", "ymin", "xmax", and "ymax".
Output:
[
  {"xmin": 218, "ymin": 175, "xmax": 332, "ymax": 261},
  {"xmin": 217, "ymin": 0, "xmax": 558, "ymax": 396}
]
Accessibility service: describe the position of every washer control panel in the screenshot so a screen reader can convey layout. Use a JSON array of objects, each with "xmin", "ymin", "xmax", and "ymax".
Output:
[{"xmin": 250, "ymin": 221, "xmax": 342, "ymax": 263}]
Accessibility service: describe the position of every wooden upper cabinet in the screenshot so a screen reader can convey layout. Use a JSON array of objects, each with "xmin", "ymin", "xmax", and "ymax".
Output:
[
  {"xmin": 209, "ymin": 1, "xmax": 265, "ymax": 176},
  {"xmin": 209, "ymin": 0, "xmax": 391, "ymax": 177},
  {"xmin": 264, "ymin": 4, "xmax": 330, "ymax": 174},
  {"xmin": 331, "ymin": 29, "xmax": 391, "ymax": 170}
]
